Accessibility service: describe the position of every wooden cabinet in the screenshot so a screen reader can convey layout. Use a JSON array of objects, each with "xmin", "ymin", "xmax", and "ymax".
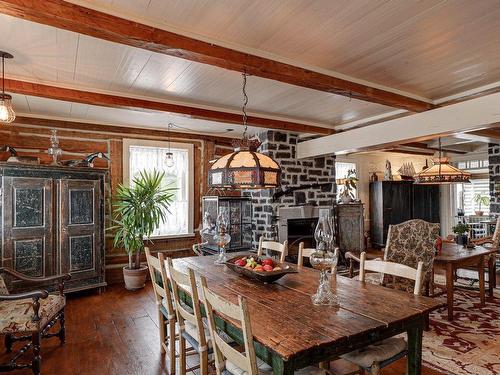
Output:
[
  {"xmin": 0, "ymin": 164, "xmax": 107, "ymax": 293},
  {"xmin": 335, "ymin": 203, "xmax": 365, "ymax": 257},
  {"xmin": 369, "ymin": 181, "xmax": 440, "ymax": 247}
]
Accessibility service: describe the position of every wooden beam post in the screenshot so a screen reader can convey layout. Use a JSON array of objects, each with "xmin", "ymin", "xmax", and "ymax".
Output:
[{"xmin": 0, "ymin": 0, "xmax": 433, "ymax": 112}]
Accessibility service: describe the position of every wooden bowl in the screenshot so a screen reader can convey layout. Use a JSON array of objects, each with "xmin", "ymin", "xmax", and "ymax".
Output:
[{"xmin": 224, "ymin": 254, "xmax": 298, "ymax": 283}]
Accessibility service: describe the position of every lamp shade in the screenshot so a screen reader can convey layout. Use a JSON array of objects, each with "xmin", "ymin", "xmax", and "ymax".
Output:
[
  {"xmin": 208, "ymin": 139, "xmax": 281, "ymax": 189},
  {"xmin": 413, "ymin": 157, "xmax": 470, "ymax": 184},
  {"xmin": 0, "ymin": 94, "xmax": 15, "ymax": 124}
]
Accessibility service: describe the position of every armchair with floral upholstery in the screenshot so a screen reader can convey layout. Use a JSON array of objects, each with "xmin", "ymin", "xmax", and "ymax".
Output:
[
  {"xmin": 0, "ymin": 268, "xmax": 70, "ymax": 375},
  {"xmin": 347, "ymin": 219, "xmax": 440, "ymax": 295}
]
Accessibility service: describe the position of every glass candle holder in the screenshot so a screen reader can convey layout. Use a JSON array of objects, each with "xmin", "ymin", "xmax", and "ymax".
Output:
[{"xmin": 310, "ymin": 248, "xmax": 339, "ymax": 306}]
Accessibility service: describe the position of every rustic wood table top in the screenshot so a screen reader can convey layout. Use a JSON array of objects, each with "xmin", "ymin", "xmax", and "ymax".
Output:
[
  {"xmin": 172, "ymin": 252, "xmax": 441, "ymax": 375},
  {"xmin": 435, "ymin": 243, "xmax": 496, "ymax": 263}
]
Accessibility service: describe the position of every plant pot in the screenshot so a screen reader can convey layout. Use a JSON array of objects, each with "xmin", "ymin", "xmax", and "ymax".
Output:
[
  {"xmin": 456, "ymin": 234, "xmax": 468, "ymax": 246},
  {"xmin": 475, "ymin": 210, "xmax": 484, "ymax": 216},
  {"xmin": 123, "ymin": 266, "xmax": 148, "ymax": 291}
]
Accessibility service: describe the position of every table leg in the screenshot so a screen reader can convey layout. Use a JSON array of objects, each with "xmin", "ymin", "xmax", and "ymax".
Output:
[
  {"xmin": 478, "ymin": 256, "xmax": 486, "ymax": 306},
  {"xmin": 446, "ymin": 263, "xmax": 454, "ymax": 321},
  {"xmin": 407, "ymin": 320, "xmax": 423, "ymax": 375},
  {"xmin": 272, "ymin": 355, "xmax": 294, "ymax": 375},
  {"xmin": 488, "ymin": 254, "xmax": 495, "ymax": 296}
]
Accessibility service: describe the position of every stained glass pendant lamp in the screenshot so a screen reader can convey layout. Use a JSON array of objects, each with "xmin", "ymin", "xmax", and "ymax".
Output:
[
  {"xmin": 0, "ymin": 51, "xmax": 15, "ymax": 124},
  {"xmin": 413, "ymin": 138, "xmax": 470, "ymax": 184},
  {"xmin": 208, "ymin": 73, "xmax": 281, "ymax": 189}
]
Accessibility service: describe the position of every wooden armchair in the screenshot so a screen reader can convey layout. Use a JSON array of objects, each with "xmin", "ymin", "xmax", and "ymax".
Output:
[{"xmin": 0, "ymin": 268, "xmax": 71, "ymax": 375}]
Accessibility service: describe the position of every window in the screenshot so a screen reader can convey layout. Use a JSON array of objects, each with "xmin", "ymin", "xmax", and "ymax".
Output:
[
  {"xmin": 123, "ymin": 139, "xmax": 194, "ymax": 238},
  {"xmin": 455, "ymin": 178, "xmax": 490, "ymax": 216},
  {"xmin": 335, "ymin": 161, "xmax": 357, "ymax": 198}
]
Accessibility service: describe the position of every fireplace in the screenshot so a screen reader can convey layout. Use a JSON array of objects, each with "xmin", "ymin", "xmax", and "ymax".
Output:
[{"xmin": 277, "ymin": 205, "xmax": 333, "ymax": 258}]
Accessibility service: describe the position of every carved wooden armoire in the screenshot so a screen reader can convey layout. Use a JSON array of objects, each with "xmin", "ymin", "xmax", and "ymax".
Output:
[
  {"xmin": 0, "ymin": 163, "xmax": 107, "ymax": 293},
  {"xmin": 335, "ymin": 203, "xmax": 365, "ymax": 258}
]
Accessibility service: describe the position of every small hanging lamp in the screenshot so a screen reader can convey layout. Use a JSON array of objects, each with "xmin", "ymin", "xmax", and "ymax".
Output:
[
  {"xmin": 165, "ymin": 122, "xmax": 175, "ymax": 168},
  {"xmin": 208, "ymin": 73, "xmax": 281, "ymax": 189},
  {"xmin": 0, "ymin": 51, "xmax": 15, "ymax": 124},
  {"xmin": 414, "ymin": 138, "xmax": 470, "ymax": 184}
]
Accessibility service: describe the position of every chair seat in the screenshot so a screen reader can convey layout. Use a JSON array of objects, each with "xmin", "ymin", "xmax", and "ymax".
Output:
[
  {"xmin": 341, "ymin": 337, "xmax": 407, "ymax": 368},
  {"xmin": 0, "ymin": 294, "xmax": 65, "ymax": 334},
  {"xmin": 224, "ymin": 357, "xmax": 327, "ymax": 375},
  {"xmin": 353, "ymin": 272, "xmax": 384, "ymax": 285},
  {"xmin": 183, "ymin": 319, "xmax": 234, "ymax": 353}
]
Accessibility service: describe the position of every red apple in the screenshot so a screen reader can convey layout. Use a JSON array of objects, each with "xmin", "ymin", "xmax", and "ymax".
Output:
[
  {"xmin": 235, "ymin": 259, "xmax": 246, "ymax": 267},
  {"xmin": 261, "ymin": 258, "xmax": 274, "ymax": 267},
  {"xmin": 263, "ymin": 264, "xmax": 274, "ymax": 272}
]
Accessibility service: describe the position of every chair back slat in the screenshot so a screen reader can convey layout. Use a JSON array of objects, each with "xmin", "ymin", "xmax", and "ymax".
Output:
[
  {"xmin": 145, "ymin": 248, "xmax": 174, "ymax": 315},
  {"xmin": 192, "ymin": 243, "xmax": 206, "ymax": 256},
  {"xmin": 257, "ymin": 237, "xmax": 287, "ymax": 263},
  {"xmin": 359, "ymin": 252, "xmax": 424, "ymax": 295},
  {"xmin": 166, "ymin": 258, "xmax": 208, "ymax": 348},
  {"xmin": 200, "ymin": 276, "xmax": 258, "ymax": 375}
]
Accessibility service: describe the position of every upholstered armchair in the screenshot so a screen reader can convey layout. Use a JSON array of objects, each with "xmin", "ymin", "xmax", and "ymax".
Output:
[
  {"xmin": 0, "ymin": 268, "xmax": 70, "ymax": 375},
  {"xmin": 347, "ymin": 219, "xmax": 439, "ymax": 294}
]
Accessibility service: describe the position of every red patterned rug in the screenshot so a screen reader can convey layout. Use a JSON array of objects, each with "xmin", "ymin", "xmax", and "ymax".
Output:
[{"xmin": 423, "ymin": 288, "xmax": 500, "ymax": 375}]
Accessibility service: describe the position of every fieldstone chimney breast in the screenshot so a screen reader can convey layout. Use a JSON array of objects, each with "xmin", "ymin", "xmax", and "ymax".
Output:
[{"xmin": 244, "ymin": 130, "xmax": 336, "ymax": 246}]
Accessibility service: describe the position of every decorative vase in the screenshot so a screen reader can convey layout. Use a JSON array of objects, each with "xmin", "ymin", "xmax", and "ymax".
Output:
[
  {"xmin": 456, "ymin": 234, "xmax": 468, "ymax": 246},
  {"xmin": 475, "ymin": 210, "xmax": 484, "ymax": 216},
  {"xmin": 123, "ymin": 266, "xmax": 148, "ymax": 290}
]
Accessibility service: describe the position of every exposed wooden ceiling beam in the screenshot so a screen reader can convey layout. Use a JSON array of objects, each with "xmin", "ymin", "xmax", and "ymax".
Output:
[
  {"xmin": 11, "ymin": 116, "xmax": 236, "ymax": 146},
  {"xmin": 453, "ymin": 130, "xmax": 500, "ymax": 144},
  {"xmin": 402, "ymin": 142, "xmax": 468, "ymax": 155},
  {"xmin": 382, "ymin": 148, "xmax": 434, "ymax": 156},
  {"xmin": 5, "ymin": 79, "xmax": 332, "ymax": 135},
  {"xmin": 0, "ymin": 0, "xmax": 433, "ymax": 112},
  {"xmin": 297, "ymin": 92, "xmax": 500, "ymax": 158}
]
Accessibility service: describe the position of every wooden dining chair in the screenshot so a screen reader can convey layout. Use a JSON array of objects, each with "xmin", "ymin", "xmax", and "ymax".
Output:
[
  {"xmin": 298, "ymin": 242, "xmax": 339, "ymax": 274},
  {"xmin": 257, "ymin": 237, "xmax": 288, "ymax": 263},
  {"xmin": 340, "ymin": 252, "xmax": 424, "ymax": 375},
  {"xmin": 192, "ymin": 242, "xmax": 207, "ymax": 256},
  {"xmin": 200, "ymin": 275, "xmax": 328, "ymax": 375},
  {"xmin": 145, "ymin": 248, "xmax": 179, "ymax": 374},
  {"xmin": 166, "ymin": 258, "xmax": 212, "ymax": 375}
]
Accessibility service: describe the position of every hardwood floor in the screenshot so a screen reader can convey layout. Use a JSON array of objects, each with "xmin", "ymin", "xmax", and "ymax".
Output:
[{"xmin": 0, "ymin": 282, "xmax": 452, "ymax": 375}]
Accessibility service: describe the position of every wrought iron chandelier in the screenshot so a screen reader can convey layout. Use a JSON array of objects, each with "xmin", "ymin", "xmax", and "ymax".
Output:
[
  {"xmin": 208, "ymin": 73, "xmax": 281, "ymax": 189},
  {"xmin": 414, "ymin": 138, "xmax": 470, "ymax": 184},
  {"xmin": 0, "ymin": 51, "xmax": 15, "ymax": 124}
]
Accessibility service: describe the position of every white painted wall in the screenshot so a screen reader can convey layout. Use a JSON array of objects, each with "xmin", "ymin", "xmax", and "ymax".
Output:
[{"xmin": 337, "ymin": 151, "xmax": 429, "ymax": 228}]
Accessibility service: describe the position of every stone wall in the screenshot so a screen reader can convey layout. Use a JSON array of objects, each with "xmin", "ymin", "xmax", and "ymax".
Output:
[
  {"xmin": 488, "ymin": 143, "xmax": 500, "ymax": 214},
  {"xmin": 245, "ymin": 130, "xmax": 335, "ymax": 245}
]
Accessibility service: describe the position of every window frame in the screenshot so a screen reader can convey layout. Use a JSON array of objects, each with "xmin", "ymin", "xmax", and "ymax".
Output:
[
  {"xmin": 122, "ymin": 138, "xmax": 195, "ymax": 239},
  {"xmin": 334, "ymin": 160, "xmax": 358, "ymax": 199}
]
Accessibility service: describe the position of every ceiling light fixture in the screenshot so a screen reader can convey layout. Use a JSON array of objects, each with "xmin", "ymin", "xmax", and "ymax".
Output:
[
  {"xmin": 413, "ymin": 138, "xmax": 470, "ymax": 184},
  {"xmin": 0, "ymin": 51, "xmax": 15, "ymax": 124},
  {"xmin": 208, "ymin": 73, "xmax": 281, "ymax": 189},
  {"xmin": 165, "ymin": 122, "xmax": 175, "ymax": 168}
]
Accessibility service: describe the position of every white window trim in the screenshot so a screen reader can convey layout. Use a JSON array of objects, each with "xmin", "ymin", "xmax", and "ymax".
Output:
[{"xmin": 122, "ymin": 138, "xmax": 195, "ymax": 238}]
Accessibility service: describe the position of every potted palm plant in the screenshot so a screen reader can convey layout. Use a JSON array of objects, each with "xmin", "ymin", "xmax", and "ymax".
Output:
[
  {"xmin": 113, "ymin": 170, "xmax": 175, "ymax": 290},
  {"xmin": 473, "ymin": 193, "xmax": 489, "ymax": 216}
]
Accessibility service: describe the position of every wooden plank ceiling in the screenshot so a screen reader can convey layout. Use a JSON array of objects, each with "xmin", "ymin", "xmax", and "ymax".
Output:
[{"xmin": 0, "ymin": 0, "xmax": 499, "ymax": 138}]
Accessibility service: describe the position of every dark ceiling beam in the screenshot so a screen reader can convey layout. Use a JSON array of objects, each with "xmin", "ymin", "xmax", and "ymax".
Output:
[
  {"xmin": 402, "ymin": 142, "xmax": 468, "ymax": 155},
  {"xmin": 0, "ymin": 0, "xmax": 433, "ymax": 112},
  {"xmin": 5, "ymin": 79, "xmax": 332, "ymax": 135}
]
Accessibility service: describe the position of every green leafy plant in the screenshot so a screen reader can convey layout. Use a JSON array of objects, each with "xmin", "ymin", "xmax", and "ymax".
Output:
[
  {"xmin": 452, "ymin": 222, "xmax": 470, "ymax": 236},
  {"xmin": 473, "ymin": 193, "xmax": 489, "ymax": 212},
  {"xmin": 112, "ymin": 170, "xmax": 176, "ymax": 269},
  {"xmin": 340, "ymin": 169, "xmax": 358, "ymax": 199}
]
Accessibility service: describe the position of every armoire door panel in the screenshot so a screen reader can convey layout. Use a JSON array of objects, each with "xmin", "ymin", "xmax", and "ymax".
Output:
[
  {"xmin": 59, "ymin": 179, "xmax": 101, "ymax": 281},
  {"xmin": 2, "ymin": 176, "xmax": 54, "ymax": 289}
]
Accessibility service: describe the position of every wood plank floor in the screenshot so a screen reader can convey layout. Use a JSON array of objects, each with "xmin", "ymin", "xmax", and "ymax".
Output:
[{"xmin": 0, "ymin": 281, "xmax": 452, "ymax": 375}]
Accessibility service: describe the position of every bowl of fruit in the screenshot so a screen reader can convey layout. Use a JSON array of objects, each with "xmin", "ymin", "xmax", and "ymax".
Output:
[{"xmin": 224, "ymin": 254, "xmax": 297, "ymax": 283}]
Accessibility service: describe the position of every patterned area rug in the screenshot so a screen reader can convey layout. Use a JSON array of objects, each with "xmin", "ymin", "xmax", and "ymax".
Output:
[{"xmin": 423, "ymin": 288, "xmax": 500, "ymax": 375}]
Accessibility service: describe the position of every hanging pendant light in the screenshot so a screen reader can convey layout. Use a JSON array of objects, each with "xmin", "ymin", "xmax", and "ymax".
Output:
[
  {"xmin": 414, "ymin": 138, "xmax": 470, "ymax": 184},
  {"xmin": 0, "ymin": 51, "xmax": 15, "ymax": 124},
  {"xmin": 208, "ymin": 73, "xmax": 281, "ymax": 189},
  {"xmin": 165, "ymin": 122, "xmax": 175, "ymax": 168}
]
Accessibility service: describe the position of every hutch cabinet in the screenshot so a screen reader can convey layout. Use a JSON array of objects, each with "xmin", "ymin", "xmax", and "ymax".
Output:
[
  {"xmin": 0, "ymin": 163, "xmax": 107, "ymax": 293},
  {"xmin": 201, "ymin": 196, "xmax": 252, "ymax": 254},
  {"xmin": 335, "ymin": 203, "xmax": 365, "ymax": 258},
  {"xmin": 369, "ymin": 181, "xmax": 440, "ymax": 247}
]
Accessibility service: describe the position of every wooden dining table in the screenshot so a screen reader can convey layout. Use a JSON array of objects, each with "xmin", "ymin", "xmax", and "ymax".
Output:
[
  {"xmin": 432, "ymin": 243, "xmax": 496, "ymax": 321},
  {"xmin": 171, "ymin": 253, "xmax": 440, "ymax": 375}
]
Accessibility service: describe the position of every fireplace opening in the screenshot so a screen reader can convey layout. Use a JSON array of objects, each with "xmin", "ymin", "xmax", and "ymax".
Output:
[{"xmin": 286, "ymin": 218, "xmax": 318, "ymax": 259}]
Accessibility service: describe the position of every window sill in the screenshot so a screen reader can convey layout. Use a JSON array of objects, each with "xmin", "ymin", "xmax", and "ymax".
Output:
[{"xmin": 148, "ymin": 233, "xmax": 196, "ymax": 240}]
